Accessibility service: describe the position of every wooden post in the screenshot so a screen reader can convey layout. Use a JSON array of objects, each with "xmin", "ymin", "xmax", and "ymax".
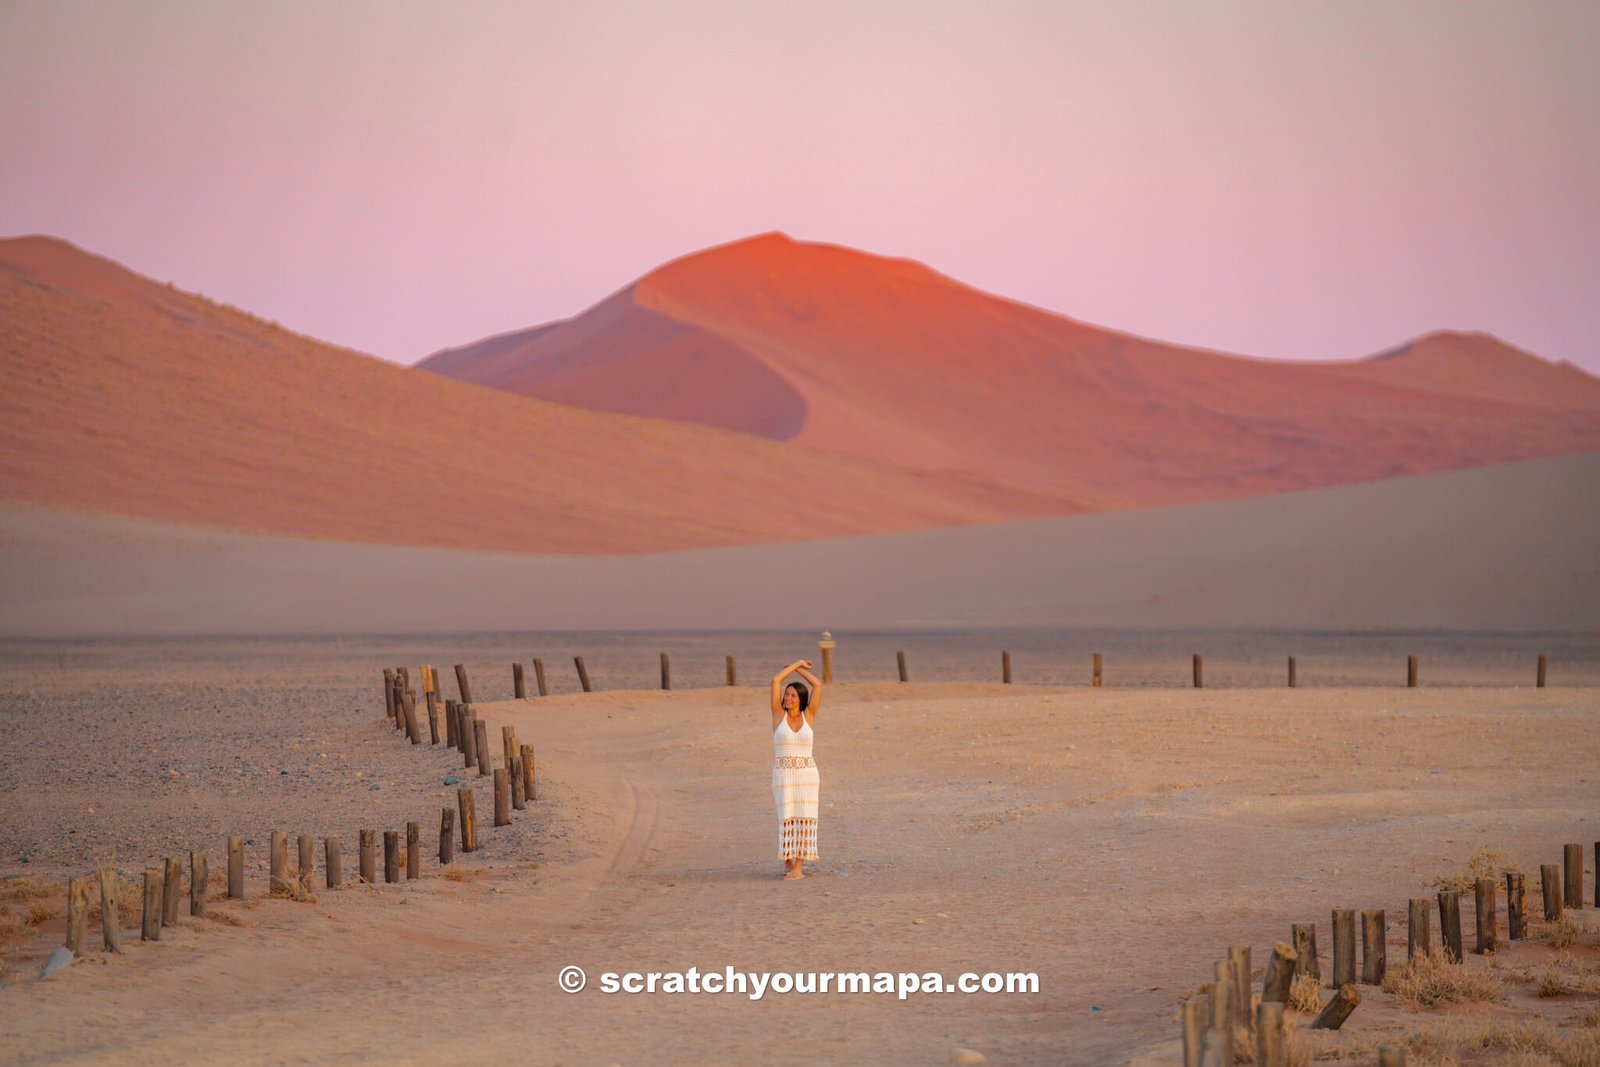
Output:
[
  {"xmin": 1474, "ymin": 878, "xmax": 1497, "ymax": 953},
  {"xmin": 454, "ymin": 663, "xmax": 472, "ymax": 703},
  {"xmin": 1378, "ymin": 1045, "xmax": 1406, "ymax": 1067},
  {"xmin": 1361, "ymin": 909, "xmax": 1386, "ymax": 983},
  {"xmin": 407, "ymin": 822, "xmax": 420, "ymax": 880},
  {"xmin": 439, "ymin": 808, "xmax": 455, "ymax": 864},
  {"xmin": 474, "ymin": 719, "xmax": 491, "ymax": 776},
  {"xmin": 513, "ymin": 662, "xmax": 526, "ymax": 699},
  {"xmin": 1564, "ymin": 843, "xmax": 1584, "ymax": 908},
  {"xmin": 458, "ymin": 788, "xmax": 478, "ymax": 852},
  {"xmin": 1261, "ymin": 941, "xmax": 1296, "ymax": 1003},
  {"xmin": 1536, "ymin": 654, "xmax": 1546, "ymax": 688},
  {"xmin": 572, "ymin": 655, "xmax": 592, "ymax": 692},
  {"xmin": 227, "ymin": 836, "xmax": 245, "ymax": 899},
  {"xmin": 1181, "ymin": 997, "xmax": 1202, "ymax": 1067},
  {"xmin": 1001, "ymin": 650, "xmax": 1012, "ymax": 684},
  {"xmin": 1310, "ymin": 984, "xmax": 1359, "ymax": 1029},
  {"xmin": 660, "ymin": 652, "xmax": 671, "ymax": 690},
  {"xmin": 425, "ymin": 690, "xmax": 441, "ymax": 745},
  {"xmin": 1092, "ymin": 652, "xmax": 1103, "ymax": 688},
  {"xmin": 511, "ymin": 756, "xmax": 526, "ymax": 810},
  {"xmin": 1192, "ymin": 653, "xmax": 1203, "ymax": 688},
  {"xmin": 298, "ymin": 834, "xmax": 314, "ymax": 891},
  {"xmin": 420, "ymin": 664, "xmax": 434, "ymax": 696},
  {"xmin": 67, "ymin": 876, "xmax": 90, "ymax": 955},
  {"xmin": 162, "ymin": 856, "xmax": 182, "ymax": 926},
  {"xmin": 142, "ymin": 868, "xmax": 162, "ymax": 941},
  {"xmin": 99, "ymin": 867, "xmax": 122, "ymax": 952},
  {"xmin": 1595, "ymin": 842, "xmax": 1599, "ymax": 908},
  {"xmin": 188, "ymin": 852, "xmax": 207, "ymax": 918},
  {"xmin": 1287, "ymin": 655, "xmax": 1297, "ymax": 688},
  {"xmin": 400, "ymin": 684, "xmax": 421, "ymax": 744},
  {"xmin": 1256, "ymin": 1002, "xmax": 1287, "ymax": 1067},
  {"xmin": 502, "ymin": 725, "xmax": 517, "ymax": 775},
  {"xmin": 1228, "ymin": 944, "xmax": 1250, "ymax": 1027},
  {"xmin": 445, "ymin": 699, "xmax": 458, "ymax": 748},
  {"xmin": 1207, "ymin": 959, "xmax": 1233, "ymax": 1066},
  {"xmin": 383, "ymin": 668, "xmax": 396, "ymax": 721},
  {"xmin": 270, "ymin": 830, "xmax": 288, "ymax": 893},
  {"xmin": 1541, "ymin": 863, "xmax": 1563, "ymax": 920},
  {"xmin": 383, "ymin": 831, "xmax": 399, "ymax": 883},
  {"xmin": 1332, "ymin": 908, "xmax": 1356, "ymax": 986},
  {"xmin": 521, "ymin": 744, "xmax": 536, "ymax": 802},
  {"xmin": 325, "ymin": 837, "xmax": 342, "ymax": 888},
  {"xmin": 819, "ymin": 632, "xmax": 835, "ymax": 684},
  {"xmin": 726, "ymin": 655, "xmax": 737, "ymax": 686},
  {"xmin": 494, "ymin": 768, "xmax": 511, "ymax": 826},
  {"xmin": 1407, "ymin": 654, "xmax": 1418, "ymax": 687},
  {"xmin": 897, "ymin": 650, "xmax": 908, "ymax": 682},
  {"xmin": 1292, "ymin": 922, "xmax": 1321, "ymax": 981},
  {"xmin": 360, "ymin": 829, "xmax": 376, "ymax": 884},
  {"xmin": 1438, "ymin": 890, "xmax": 1463, "ymax": 962},
  {"xmin": 1407, "ymin": 898, "xmax": 1431, "ymax": 959},
  {"xmin": 461, "ymin": 707, "xmax": 478, "ymax": 769},
  {"xmin": 1199, "ymin": 1033, "xmax": 1228, "ymax": 1067},
  {"xmin": 533, "ymin": 657, "xmax": 548, "ymax": 696},
  {"xmin": 1506, "ymin": 871, "xmax": 1525, "ymax": 939}
]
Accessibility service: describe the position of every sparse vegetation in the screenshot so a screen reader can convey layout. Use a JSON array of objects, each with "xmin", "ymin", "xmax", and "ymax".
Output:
[
  {"xmin": 267, "ymin": 878, "xmax": 317, "ymax": 904},
  {"xmin": 1542, "ymin": 916, "xmax": 1581, "ymax": 949},
  {"xmin": 26, "ymin": 900, "xmax": 57, "ymax": 926},
  {"xmin": 1429, "ymin": 845, "xmax": 1532, "ymax": 894},
  {"xmin": 442, "ymin": 867, "xmax": 467, "ymax": 882},
  {"xmin": 1382, "ymin": 946, "xmax": 1504, "ymax": 1009},
  {"xmin": 0, "ymin": 875, "xmax": 56, "ymax": 902},
  {"xmin": 1289, "ymin": 972, "xmax": 1322, "ymax": 1013}
]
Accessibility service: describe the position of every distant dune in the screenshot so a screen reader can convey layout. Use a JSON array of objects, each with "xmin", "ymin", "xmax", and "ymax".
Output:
[
  {"xmin": 421, "ymin": 233, "xmax": 1600, "ymax": 509},
  {"xmin": 4, "ymin": 451, "xmax": 1594, "ymax": 635},
  {"xmin": 0, "ymin": 236, "xmax": 1078, "ymax": 553}
]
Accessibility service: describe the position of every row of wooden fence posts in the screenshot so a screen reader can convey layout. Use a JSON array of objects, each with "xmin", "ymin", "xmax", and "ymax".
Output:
[{"xmin": 1182, "ymin": 837, "xmax": 1595, "ymax": 1067}]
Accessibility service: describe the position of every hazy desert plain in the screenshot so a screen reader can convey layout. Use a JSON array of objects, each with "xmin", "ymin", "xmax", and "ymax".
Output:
[{"xmin": 1, "ymin": 635, "xmax": 1596, "ymax": 1066}]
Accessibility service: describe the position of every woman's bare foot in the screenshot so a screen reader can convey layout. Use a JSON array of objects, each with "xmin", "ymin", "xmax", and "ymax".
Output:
[{"xmin": 784, "ymin": 867, "xmax": 804, "ymax": 880}]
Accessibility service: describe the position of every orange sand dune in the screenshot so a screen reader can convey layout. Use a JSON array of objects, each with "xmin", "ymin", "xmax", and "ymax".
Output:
[
  {"xmin": 422, "ymin": 233, "xmax": 1600, "ymax": 509},
  {"xmin": 0, "ymin": 236, "xmax": 1079, "ymax": 553}
]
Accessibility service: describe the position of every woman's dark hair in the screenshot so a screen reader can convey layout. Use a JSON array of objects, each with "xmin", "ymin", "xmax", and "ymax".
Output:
[{"xmin": 785, "ymin": 681, "xmax": 810, "ymax": 712}]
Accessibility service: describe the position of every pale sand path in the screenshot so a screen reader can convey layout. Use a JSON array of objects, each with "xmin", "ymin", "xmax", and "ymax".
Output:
[{"xmin": 3, "ymin": 684, "xmax": 1596, "ymax": 1065}]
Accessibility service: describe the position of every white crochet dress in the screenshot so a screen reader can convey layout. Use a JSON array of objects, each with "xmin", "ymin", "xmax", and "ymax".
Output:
[{"xmin": 772, "ymin": 717, "xmax": 820, "ymax": 861}]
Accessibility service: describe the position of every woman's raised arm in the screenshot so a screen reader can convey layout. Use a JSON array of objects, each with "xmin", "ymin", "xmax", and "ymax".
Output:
[
  {"xmin": 771, "ymin": 660, "xmax": 804, "ymax": 722},
  {"xmin": 794, "ymin": 662, "xmax": 823, "ymax": 721}
]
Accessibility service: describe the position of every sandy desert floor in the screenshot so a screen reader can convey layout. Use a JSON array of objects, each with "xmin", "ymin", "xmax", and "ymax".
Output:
[{"xmin": 1, "ymin": 665, "xmax": 1597, "ymax": 1065}]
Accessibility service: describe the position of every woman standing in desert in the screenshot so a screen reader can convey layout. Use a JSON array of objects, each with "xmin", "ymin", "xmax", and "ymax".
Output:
[{"xmin": 771, "ymin": 659, "xmax": 823, "ymax": 880}]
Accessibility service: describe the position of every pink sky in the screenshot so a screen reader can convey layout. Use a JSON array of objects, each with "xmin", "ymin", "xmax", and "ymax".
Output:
[{"xmin": 3, "ymin": 1, "xmax": 1597, "ymax": 373}]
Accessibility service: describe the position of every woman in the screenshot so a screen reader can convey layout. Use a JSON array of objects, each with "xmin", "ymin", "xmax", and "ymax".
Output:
[{"xmin": 770, "ymin": 658, "xmax": 823, "ymax": 880}]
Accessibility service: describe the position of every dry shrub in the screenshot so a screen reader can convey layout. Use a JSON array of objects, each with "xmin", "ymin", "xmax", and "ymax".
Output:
[
  {"xmin": 442, "ymin": 867, "xmax": 467, "ymax": 882},
  {"xmin": 1543, "ymin": 916, "xmax": 1581, "ymax": 949},
  {"xmin": 0, "ymin": 910, "xmax": 23, "ymax": 938},
  {"xmin": 0, "ymin": 876, "xmax": 56, "ymax": 902},
  {"xmin": 1575, "ymin": 1005, "xmax": 1600, "ymax": 1029},
  {"xmin": 208, "ymin": 909, "xmax": 246, "ymax": 927},
  {"xmin": 1382, "ymin": 946, "xmax": 1503, "ymax": 1009},
  {"xmin": 1430, "ymin": 846, "xmax": 1532, "ymax": 894},
  {"xmin": 26, "ymin": 901, "xmax": 57, "ymax": 926},
  {"xmin": 1289, "ymin": 973, "xmax": 1322, "ymax": 1013},
  {"xmin": 267, "ymin": 877, "xmax": 317, "ymax": 904},
  {"xmin": 1468, "ymin": 1020, "xmax": 1600, "ymax": 1067}
]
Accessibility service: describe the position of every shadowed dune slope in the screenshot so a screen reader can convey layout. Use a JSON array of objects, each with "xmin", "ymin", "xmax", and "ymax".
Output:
[
  {"xmin": 0, "ymin": 236, "xmax": 1080, "ymax": 553},
  {"xmin": 421, "ymin": 233, "xmax": 1600, "ymax": 509}
]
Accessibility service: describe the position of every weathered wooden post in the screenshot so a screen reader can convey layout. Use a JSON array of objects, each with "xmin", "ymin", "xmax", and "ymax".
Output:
[
  {"xmin": 1438, "ymin": 890, "xmax": 1463, "ymax": 962},
  {"xmin": 359, "ymin": 829, "xmax": 376, "ymax": 884},
  {"xmin": 511, "ymin": 756, "xmax": 527, "ymax": 810},
  {"xmin": 1361, "ymin": 909, "xmax": 1385, "ymax": 983},
  {"xmin": 494, "ymin": 769, "xmax": 511, "ymax": 826},
  {"xmin": 521, "ymin": 744, "xmax": 536, "ymax": 801},
  {"xmin": 270, "ymin": 831, "xmax": 288, "ymax": 893},
  {"xmin": 1541, "ymin": 863, "xmax": 1563, "ymax": 920},
  {"xmin": 533, "ymin": 657, "xmax": 548, "ymax": 696},
  {"xmin": 1407, "ymin": 654, "xmax": 1418, "ymax": 687},
  {"xmin": 1002, "ymin": 650, "xmax": 1012, "ymax": 684},
  {"xmin": 1092, "ymin": 652, "xmax": 1103, "ymax": 688},
  {"xmin": 1207, "ymin": 959, "xmax": 1233, "ymax": 1065},
  {"xmin": 1292, "ymin": 922, "xmax": 1321, "ymax": 981},
  {"xmin": 227, "ymin": 836, "xmax": 245, "ymax": 899},
  {"xmin": 1407, "ymin": 898, "xmax": 1431, "ymax": 959},
  {"xmin": 1311, "ymin": 984, "xmax": 1359, "ymax": 1029},
  {"xmin": 1287, "ymin": 655, "xmax": 1297, "ymax": 688},
  {"xmin": 474, "ymin": 720, "xmax": 491, "ymax": 776},
  {"xmin": 575, "ymin": 655, "xmax": 592, "ymax": 692},
  {"xmin": 660, "ymin": 652, "xmax": 671, "ymax": 690},
  {"xmin": 502, "ymin": 726, "xmax": 518, "ymax": 775},
  {"xmin": 67, "ymin": 876, "xmax": 90, "ymax": 955},
  {"xmin": 458, "ymin": 788, "xmax": 478, "ymax": 852},
  {"xmin": 1181, "ymin": 998, "xmax": 1202, "ymax": 1067},
  {"xmin": 425, "ymin": 690, "xmax": 441, "ymax": 745},
  {"xmin": 513, "ymin": 662, "xmax": 526, "ymax": 699},
  {"xmin": 1536, "ymin": 654, "xmax": 1546, "ymax": 688},
  {"xmin": 454, "ymin": 663, "xmax": 473, "ymax": 703},
  {"xmin": 99, "ymin": 867, "xmax": 122, "ymax": 952},
  {"xmin": 461, "ymin": 707, "xmax": 478, "ymax": 768},
  {"xmin": 325, "ymin": 837, "xmax": 342, "ymax": 888},
  {"xmin": 726, "ymin": 655, "xmax": 737, "ymax": 686},
  {"xmin": 1192, "ymin": 653, "xmax": 1203, "ymax": 688},
  {"xmin": 141, "ymin": 869, "xmax": 162, "ymax": 941},
  {"xmin": 1595, "ymin": 842, "xmax": 1599, "ymax": 908},
  {"xmin": 1506, "ymin": 871, "xmax": 1525, "ymax": 939},
  {"xmin": 383, "ymin": 668, "xmax": 397, "ymax": 721},
  {"xmin": 819, "ymin": 631, "xmax": 835, "ymax": 684},
  {"xmin": 420, "ymin": 664, "xmax": 435, "ymax": 697},
  {"xmin": 401, "ymin": 685, "xmax": 421, "ymax": 744},
  {"xmin": 1256, "ymin": 1002, "xmax": 1288, "ymax": 1067},
  {"xmin": 1564, "ymin": 843, "xmax": 1584, "ymax": 908},
  {"xmin": 407, "ymin": 822, "xmax": 420, "ymax": 880},
  {"xmin": 297, "ymin": 834, "xmax": 314, "ymax": 891},
  {"xmin": 1332, "ymin": 908, "xmax": 1356, "ymax": 986},
  {"xmin": 383, "ymin": 831, "xmax": 399, "ymax": 884},
  {"xmin": 439, "ymin": 808, "xmax": 455, "ymax": 864},
  {"xmin": 162, "ymin": 856, "xmax": 182, "ymax": 926},
  {"xmin": 897, "ymin": 650, "xmax": 908, "ymax": 682},
  {"xmin": 1228, "ymin": 945, "xmax": 1250, "ymax": 1026},
  {"xmin": 1261, "ymin": 941, "xmax": 1296, "ymax": 1003},
  {"xmin": 190, "ymin": 852, "xmax": 208, "ymax": 917},
  {"xmin": 1474, "ymin": 878, "xmax": 1497, "ymax": 953},
  {"xmin": 445, "ymin": 699, "xmax": 458, "ymax": 748}
]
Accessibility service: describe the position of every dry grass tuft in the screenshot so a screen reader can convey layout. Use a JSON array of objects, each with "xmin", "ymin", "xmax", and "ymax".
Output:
[
  {"xmin": 1469, "ymin": 1020, "xmax": 1600, "ymax": 1066},
  {"xmin": 1542, "ymin": 916, "xmax": 1581, "ymax": 949},
  {"xmin": 1, "ymin": 876, "xmax": 57, "ymax": 902},
  {"xmin": 267, "ymin": 877, "xmax": 317, "ymax": 904},
  {"xmin": 1382, "ymin": 946, "xmax": 1503, "ymax": 1009},
  {"xmin": 26, "ymin": 901, "xmax": 57, "ymax": 926},
  {"xmin": 1289, "ymin": 973, "xmax": 1322, "ymax": 1013},
  {"xmin": 0, "ymin": 910, "xmax": 23, "ymax": 938},
  {"xmin": 442, "ymin": 867, "xmax": 467, "ymax": 882},
  {"xmin": 208, "ymin": 909, "xmax": 247, "ymax": 927},
  {"xmin": 1429, "ymin": 846, "xmax": 1532, "ymax": 894},
  {"xmin": 1575, "ymin": 1004, "xmax": 1600, "ymax": 1029}
]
